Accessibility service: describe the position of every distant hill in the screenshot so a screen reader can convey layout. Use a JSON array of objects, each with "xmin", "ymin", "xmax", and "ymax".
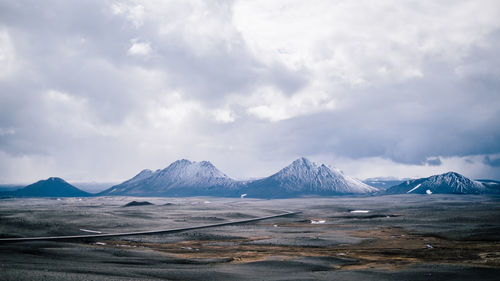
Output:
[
  {"xmin": 240, "ymin": 157, "xmax": 378, "ymax": 198},
  {"xmin": 123, "ymin": 201, "xmax": 154, "ymax": 207},
  {"xmin": 0, "ymin": 184, "xmax": 24, "ymax": 192},
  {"xmin": 99, "ymin": 159, "xmax": 240, "ymax": 197},
  {"xmin": 476, "ymin": 179, "xmax": 500, "ymax": 194},
  {"xmin": 363, "ymin": 177, "xmax": 407, "ymax": 190},
  {"xmin": 386, "ymin": 172, "xmax": 491, "ymax": 194},
  {"xmin": 0, "ymin": 177, "xmax": 91, "ymax": 197},
  {"xmin": 72, "ymin": 182, "xmax": 119, "ymax": 193}
]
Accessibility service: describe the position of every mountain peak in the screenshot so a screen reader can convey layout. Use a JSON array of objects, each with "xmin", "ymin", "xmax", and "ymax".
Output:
[
  {"xmin": 169, "ymin": 159, "xmax": 193, "ymax": 167},
  {"xmin": 242, "ymin": 158, "xmax": 377, "ymax": 197},
  {"xmin": 429, "ymin": 171, "xmax": 474, "ymax": 183},
  {"xmin": 139, "ymin": 169, "xmax": 153, "ymax": 174},
  {"xmin": 440, "ymin": 171, "xmax": 463, "ymax": 178},
  {"xmin": 292, "ymin": 157, "xmax": 314, "ymax": 167},
  {"xmin": 47, "ymin": 177, "xmax": 65, "ymax": 182},
  {"xmin": 285, "ymin": 157, "xmax": 319, "ymax": 173},
  {"xmin": 386, "ymin": 171, "xmax": 485, "ymax": 194},
  {"xmin": 123, "ymin": 169, "xmax": 154, "ymax": 185},
  {"xmin": 9, "ymin": 177, "xmax": 90, "ymax": 197},
  {"xmin": 100, "ymin": 159, "xmax": 238, "ymax": 197},
  {"xmin": 199, "ymin": 160, "xmax": 216, "ymax": 168}
]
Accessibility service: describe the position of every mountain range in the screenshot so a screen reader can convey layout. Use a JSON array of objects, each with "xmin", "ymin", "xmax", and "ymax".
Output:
[
  {"xmin": 2, "ymin": 158, "xmax": 499, "ymax": 198},
  {"xmin": 98, "ymin": 157, "xmax": 375, "ymax": 198}
]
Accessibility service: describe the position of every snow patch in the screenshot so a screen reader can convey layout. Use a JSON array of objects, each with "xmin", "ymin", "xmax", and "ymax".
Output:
[
  {"xmin": 80, "ymin": 229, "xmax": 102, "ymax": 234},
  {"xmin": 350, "ymin": 210, "xmax": 369, "ymax": 214},
  {"xmin": 407, "ymin": 183, "xmax": 422, "ymax": 193}
]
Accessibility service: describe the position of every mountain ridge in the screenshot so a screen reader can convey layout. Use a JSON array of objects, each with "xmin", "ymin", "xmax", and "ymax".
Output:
[{"xmin": 99, "ymin": 157, "xmax": 378, "ymax": 198}]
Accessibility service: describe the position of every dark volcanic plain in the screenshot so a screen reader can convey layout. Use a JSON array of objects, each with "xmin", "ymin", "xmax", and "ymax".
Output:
[{"xmin": 1, "ymin": 195, "xmax": 499, "ymax": 280}]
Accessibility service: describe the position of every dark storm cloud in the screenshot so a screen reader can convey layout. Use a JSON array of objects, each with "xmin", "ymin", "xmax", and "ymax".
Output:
[
  {"xmin": 484, "ymin": 156, "xmax": 500, "ymax": 167},
  {"xmin": 425, "ymin": 158, "xmax": 442, "ymax": 166}
]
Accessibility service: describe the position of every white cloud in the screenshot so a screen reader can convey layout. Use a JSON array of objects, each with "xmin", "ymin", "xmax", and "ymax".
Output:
[
  {"xmin": 43, "ymin": 90, "xmax": 99, "ymax": 136},
  {"xmin": 212, "ymin": 108, "xmax": 236, "ymax": 123},
  {"xmin": 154, "ymin": 1, "xmax": 241, "ymax": 55},
  {"xmin": 0, "ymin": 151, "xmax": 57, "ymax": 184},
  {"xmin": 127, "ymin": 39, "xmax": 151, "ymax": 56},
  {"xmin": 111, "ymin": 2, "xmax": 145, "ymax": 28},
  {"xmin": 233, "ymin": 0, "xmax": 500, "ymax": 79},
  {"xmin": 0, "ymin": 28, "xmax": 18, "ymax": 79},
  {"xmin": 244, "ymin": 86, "xmax": 335, "ymax": 122},
  {"xmin": 232, "ymin": 0, "xmax": 500, "ymax": 105},
  {"xmin": 0, "ymin": 128, "xmax": 15, "ymax": 136}
]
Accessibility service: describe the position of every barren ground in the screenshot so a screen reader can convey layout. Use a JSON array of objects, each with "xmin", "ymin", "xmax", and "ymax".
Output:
[{"xmin": 1, "ymin": 195, "xmax": 499, "ymax": 280}]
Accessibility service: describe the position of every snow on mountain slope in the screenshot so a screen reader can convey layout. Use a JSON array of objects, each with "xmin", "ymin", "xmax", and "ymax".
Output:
[
  {"xmin": 100, "ymin": 159, "xmax": 238, "ymax": 196},
  {"xmin": 151, "ymin": 159, "xmax": 234, "ymax": 187},
  {"xmin": 241, "ymin": 157, "xmax": 378, "ymax": 198},
  {"xmin": 386, "ymin": 172, "xmax": 487, "ymax": 194},
  {"xmin": 121, "ymin": 169, "xmax": 154, "ymax": 185}
]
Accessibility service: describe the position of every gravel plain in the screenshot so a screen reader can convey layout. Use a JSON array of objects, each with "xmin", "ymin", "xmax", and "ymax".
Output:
[{"xmin": 1, "ymin": 195, "xmax": 499, "ymax": 280}]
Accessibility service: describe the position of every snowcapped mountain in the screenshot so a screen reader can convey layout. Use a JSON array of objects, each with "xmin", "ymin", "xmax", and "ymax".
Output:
[
  {"xmin": 386, "ymin": 172, "xmax": 488, "ymax": 194},
  {"xmin": 0, "ymin": 177, "xmax": 91, "ymax": 197},
  {"xmin": 99, "ymin": 159, "xmax": 239, "ymax": 196},
  {"xmin": 240, "ymin": 157, "xmax": 378, "ymax": 198}
]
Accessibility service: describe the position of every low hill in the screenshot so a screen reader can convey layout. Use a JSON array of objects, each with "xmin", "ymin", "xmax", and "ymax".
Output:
[{"xmin": 1, "ymin": 177, "xmax": 91, "ymax": 197}]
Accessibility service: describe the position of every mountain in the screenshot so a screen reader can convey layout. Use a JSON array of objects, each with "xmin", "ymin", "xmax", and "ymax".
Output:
[
  {"xmin": 475, "ymin": 179, "xmax": 500, "ymax": 194},
  {"xmin": 72, "ymin": 182, "xmax": 120, "ymax": 193},
  {"xmin": 363, "ymin": 177, "xmax": 407, "ymax": 190},
  {"xmin": 240, "ymin": 157, "xmax": 378, "ymax": 198},
  {"xmin": 0, "ymin": 177, "xmax": 91, "ymax": 197},
  {"xmin": 99, "ymin": 159, "xmax": 239, "ymax": 196},
  {"xmin": 0, "ymin": 184, "xmax": 24, "ymax": 192},
  {"xmin": 385, "ymin": 172, "xmax": 488, "ymax": 194}
]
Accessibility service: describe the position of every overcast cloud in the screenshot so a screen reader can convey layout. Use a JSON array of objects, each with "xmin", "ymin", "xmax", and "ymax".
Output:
[{"xmin": 0, "ymin": 0, "xmax": 499, "ymax": 183}]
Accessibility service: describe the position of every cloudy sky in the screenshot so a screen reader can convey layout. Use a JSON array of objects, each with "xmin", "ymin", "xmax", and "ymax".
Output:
[{"xmin": 1, "ymin": 0, "xmax": 499, "ymax": 184}]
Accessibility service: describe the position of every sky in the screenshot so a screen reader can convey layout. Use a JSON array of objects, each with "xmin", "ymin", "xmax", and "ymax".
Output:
[{"xmin": 0, "ymin": 0, "xmax": 499, "ymax": 184}]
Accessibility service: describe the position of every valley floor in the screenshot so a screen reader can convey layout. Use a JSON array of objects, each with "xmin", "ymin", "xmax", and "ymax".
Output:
[{"xmin": 1, "ymin": 195, "xmax": 499, "ymax": 280}]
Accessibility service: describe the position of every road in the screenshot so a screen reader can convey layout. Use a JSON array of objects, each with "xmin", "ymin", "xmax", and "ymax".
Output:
[{"xmin": 0, "ymin": 210, "xmax": 300, "ymax": 243}]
